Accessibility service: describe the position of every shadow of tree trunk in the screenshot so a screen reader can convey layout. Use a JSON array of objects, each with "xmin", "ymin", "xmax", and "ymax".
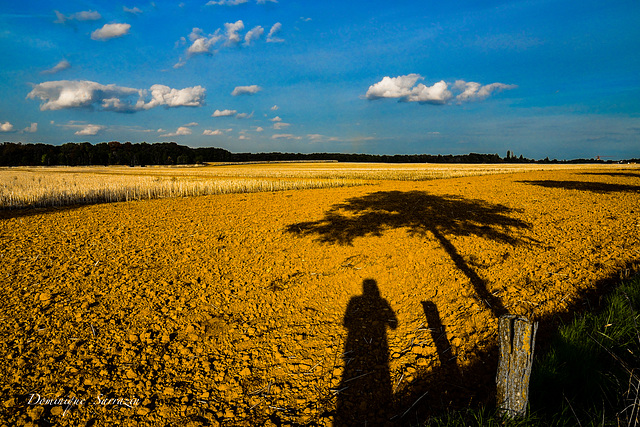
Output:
[{"xmin": 287, "ymin": 190, "xmax": 531, "ymax": 318}]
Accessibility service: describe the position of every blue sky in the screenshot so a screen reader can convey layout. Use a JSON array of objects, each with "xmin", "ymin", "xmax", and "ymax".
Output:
[{"xmin": 1, "ymin": 0, "xmax": 639, "ymax": 159}]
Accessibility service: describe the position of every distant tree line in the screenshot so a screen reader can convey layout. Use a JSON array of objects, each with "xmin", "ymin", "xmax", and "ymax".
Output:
[{"xmin": 0, "ymin": 141, "xmax": 629, "ymax": 166}]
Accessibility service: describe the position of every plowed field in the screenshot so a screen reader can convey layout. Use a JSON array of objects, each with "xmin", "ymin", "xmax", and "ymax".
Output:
[{"xmin": 1, "ymin": 166, "xmax": 639, "ymax": 426}]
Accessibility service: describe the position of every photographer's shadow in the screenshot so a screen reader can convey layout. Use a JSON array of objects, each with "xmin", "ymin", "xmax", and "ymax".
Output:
[{"xmin": 334, "ymin": 279, "xmax": 398, "ymax": 426}]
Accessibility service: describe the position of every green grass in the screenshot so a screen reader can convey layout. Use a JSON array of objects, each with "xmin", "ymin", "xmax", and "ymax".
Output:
[
  {"xmin": 530, "ymin": 273, "xmax": 640, "ymax": 426},
  {"xmin": 422, "ymin": 274, "xmax": 640, "ymax": 426}
]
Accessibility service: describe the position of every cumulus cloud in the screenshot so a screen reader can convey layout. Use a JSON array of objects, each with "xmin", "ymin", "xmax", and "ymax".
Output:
[
  {"xmin": 273, "ymin": 122, "xmax": 290, "ymax": 130},
  {"xmin": 1, "ymin": 122, "xmax": 14, "ymax": 132},
  {"xmin": 160, "ymin": 126, "xmax": 192, "ymax": 137},
  {"xmin": 180, "ymin": 19, "xmax": 279, "ymax": 64},
  {"xmin": 231, "ymin": 85, "xmax": 262, "ymax": 96},
  {"xmin": 23, "ymin": 123, "xmax": 38, "ymax": 133},
  {"xmin": 206, "ymin": 0, "xmax": 248, "ymax": 4},
  {"xmin": 271, "ymin": 133, "xmax": 300, "ymax": 140},
  {"xmin": 235, "ymin": 112, "xmax": 253, "ymax": 119},
  {"xmin": 365, "ymin": 74, "xmax": 451, "ymax": 104},
  {"xmin": 207, "ymin": 0, "xmax": 276, "ymax": 4},
  {"xmin": 270, "ymin": 116, "xmax": 282, "ymax": 122},
  {"xmin": 270, "ymin": 105, "xmax": 279, "ymax": 111},
  {"xmin": 27, "ymin": 80, "xmax": 206, "ymax": 112},
  {"xmin": 267, "ymin": 22, "xmax": 283, "ymax": 43},
  {"xmin": 123, "ymin": 6, "xmax": 143, "ymax": 14},
  {"xmin": 91, "ymin": 23, "xmax": 131, "ymax": 41},
  {"xmin": 365, "ymin": 74, "xmax": 516, "ymax": 104},
  {"xmin": 224, "ymin": 20, "xmax": 245, "ymax": 46},
  {"xmin": 255, "ymin": 126, "xmax": 264, "ymax": 132},
  {"xmin": 146, "ymin": 85, "xmax": 206, "ymax": 108},
  {"xmin": 203, "ymin": 129, "xmax": 224, "ymax": 135},
  {"xmin": 454, "ymin": 80, "xmax": 517, "ymax": 102},
  {"xmin": 187, "ymin": 28, "xmax": 222, "ymax": 56},
  {"xmin": 54, "ymin": 10, "xmax": 101, "ymax": 24},
  {"xmin": 42, "ymin": 60, "xmax": 71, "ymax": 75},
  {"xmin": 75, "ymin": 124, "xmax": 105, "ymax": 136},
  {"xmin": 244, "ymin": 26, "xmax": 264, "ymax": 46},
  {"xmin": 212, "ymin": 109, "xmax": 237, "ymax": 117}
]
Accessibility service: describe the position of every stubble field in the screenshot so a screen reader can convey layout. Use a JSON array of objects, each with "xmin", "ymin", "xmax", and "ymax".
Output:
[{"xmin": 1, "ymin": 163, "xmax": 639, "ymax": 426}]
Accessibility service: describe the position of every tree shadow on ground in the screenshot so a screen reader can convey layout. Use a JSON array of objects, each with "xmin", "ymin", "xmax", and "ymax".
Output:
[
  {"xmin": 394, "ymin": 262, "xmax": 640, "ymax": 425},
  {"xmin": 519, "ymin": 180, "xmax": 640, "ymax": 193},
  {"xmin": 391, "ymin": 301, "xmax": 495, "ymax": 425},
  {"xmin": 580, "ymin": 171, "xmax": 640, "ymax": 179},
  {"xmin": 0, "ymin": 204, "xmax": 94, "ymax": 220},
  {"xmin": 287, "ymin": 190, "xmax": 535, "ymax": 318}
]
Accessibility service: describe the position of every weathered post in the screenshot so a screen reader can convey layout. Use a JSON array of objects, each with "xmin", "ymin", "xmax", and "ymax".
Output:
[{"xmin": 496, "ymin": 315, "xmax": 538, "ymax": 418}]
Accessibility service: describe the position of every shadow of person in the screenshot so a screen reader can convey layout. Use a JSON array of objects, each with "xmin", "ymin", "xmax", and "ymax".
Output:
[{"xmin": 334, "ymin": 279, "xmax": 398, "ymax": 426}]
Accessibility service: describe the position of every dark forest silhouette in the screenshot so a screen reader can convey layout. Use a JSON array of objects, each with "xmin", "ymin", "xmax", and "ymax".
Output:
[{"xmin": 2, "ymin": 141, "xmax": 633, "ymax": 166}]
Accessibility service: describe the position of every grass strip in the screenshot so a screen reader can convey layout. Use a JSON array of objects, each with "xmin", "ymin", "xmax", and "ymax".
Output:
[{"xmin": 422, "ymin": 273, "xmax": 640, "ymax": 426}]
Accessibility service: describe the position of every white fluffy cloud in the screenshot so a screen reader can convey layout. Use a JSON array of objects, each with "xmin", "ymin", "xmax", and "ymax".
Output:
[
  {"xmin": 75, "ymin": 124, "xmax": 105, "ymax": 136},
  {"xmin": 244, "ymin": 26, "xmax": 264, "ymax": 46},
  {"xmin": 365, "ymin": 74, "xmax": 516, "ymax": 104},
  {"xmin": 224, "ymin": 20, "xmax": 244, "ymax": 46},
  {"xmin": 236, "ymin": 112, "xmax": 254, "ymax": 119},
  {"xmin": 207, "ymin": 0, "xmax": 276, "ymax": 4},
  {"xmin": 42, "ymin": 60, "xmax": 71, "ymax": 75},
  {"xmin": 273, "ymin": 122, "xmax": 290, "ymax": 130},
  {"xmin": 146, "ymin": 85, "xmax": 206, "ymax": 108},
  {"xmin": 212, "ymin": 109, "xmax": 237, "ymax": 117},
  {"xmin": 203, "ymin": 128, "xmax": 232, "ymax": 135},
  {"xmin": 365, "ymin": 74, "xmax": 451, "ymax": 104},
  {"xmin": 55, "ymin": 10, "xmax": 102, "ymax": 24},
  {"xmin": 187, "ymin": 28, "xmax": 222, "ymax": 56},
  {"xmin": 267, "ymin": 22, "xmax": 283, "ymax": 43},
  {"xmin": 454, "ymin": 80, "xmax": 517, "ymax": 101},
  {"xmin": 27, "ymin": 80, "xmax": 206, "ymax": 112},
  {"xmin": 206, "ymin": 0, "xmax": 248, "ymax": 4},
  {"xmin": 23, "ymin": 123, "xmax": 38, "ymax": 133},
  {"xmin": 91, "ymin": 23, "xmax": 131, "ymax": 41},
  {"xmin": 272, "ymin": 134, "xmax": 300, "ymax": 140},
  {"xmin": 0, "ymin": 122, "xmax": 14, "ymax": 132},
  {"xmin": 160, "ymin": 127, "xmax": 192, "ymax": 137},
  {"xmin": 123, "ymin": 6, "xmax": 143, "ymax": 14},
  {"xmin": 231, "ymin": 85, "xmax": 262, "ymax": 96},
  {"xmin": 181, "ymin": 20, "xmax": 279, "ymax": 63}
]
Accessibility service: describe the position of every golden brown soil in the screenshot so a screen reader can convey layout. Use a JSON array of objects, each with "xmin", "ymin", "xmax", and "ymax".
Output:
[{"xmin": 1, "ymin": 167, "xmax": 639, "ymax": 426}]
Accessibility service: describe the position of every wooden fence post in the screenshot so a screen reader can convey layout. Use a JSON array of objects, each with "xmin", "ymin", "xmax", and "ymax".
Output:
[{"xmin": 496, "ymin": 315, "xmax": 538, "ymax": 418}]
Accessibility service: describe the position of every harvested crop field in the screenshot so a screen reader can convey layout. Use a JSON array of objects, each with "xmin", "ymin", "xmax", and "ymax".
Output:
[{"xmin": 1, "ymin": 164, "xmax": 639, "ymax": 426}]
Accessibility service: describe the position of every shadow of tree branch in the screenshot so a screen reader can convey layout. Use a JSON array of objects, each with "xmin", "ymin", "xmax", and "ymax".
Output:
[
  {"xmin": 287, "ymin": 190, "xmax": 534, "ymax": 317},
  {"xmin": 519, "ymin": 180, "xmax": 640, "ymax": 193}
]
